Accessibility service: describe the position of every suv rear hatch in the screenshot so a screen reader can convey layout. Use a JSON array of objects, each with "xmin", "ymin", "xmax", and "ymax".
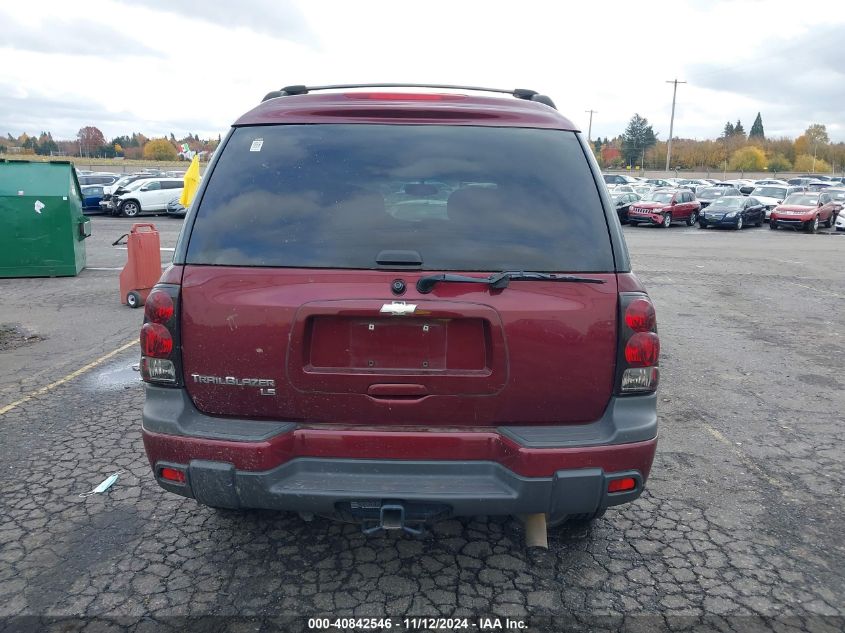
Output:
[{"xmin": 179, "ymin": 122, "xmax": 619, "ymax": 426}]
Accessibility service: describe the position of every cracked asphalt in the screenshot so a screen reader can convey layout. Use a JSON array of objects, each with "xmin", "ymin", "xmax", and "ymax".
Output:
[{"xmin": 0, "ymin": 217, "xmax": 843, "ymax": 632}]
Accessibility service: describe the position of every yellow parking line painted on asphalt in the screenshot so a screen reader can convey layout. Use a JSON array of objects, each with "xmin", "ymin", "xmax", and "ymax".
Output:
[
  {"xmin": 703, "ymin": 423, "xmax": 795, "ymax": 501},
  {"xmin": 0, "ymin": 339, "xmax": 139, "ymax": 417}
]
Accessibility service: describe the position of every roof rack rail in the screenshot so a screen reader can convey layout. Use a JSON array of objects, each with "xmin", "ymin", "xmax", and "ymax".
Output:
[{"xmin": 261, "ymin": 83, "xmax": 556, "ymax": 109}]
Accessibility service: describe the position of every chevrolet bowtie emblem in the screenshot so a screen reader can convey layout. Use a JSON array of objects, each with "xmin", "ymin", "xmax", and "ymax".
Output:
[{"xmin": 379, "ymin": 301, "xmax": 417, "ymax": 316}]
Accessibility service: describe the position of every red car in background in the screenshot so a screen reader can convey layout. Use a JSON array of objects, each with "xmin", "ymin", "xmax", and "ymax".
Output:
[
  {"xmin": 628, "ymin": 189, "xmax": 701, "ymax": 228},
  {"xmin": 770, "ymin": 191, "xmax": 841, "ymax": 233}
]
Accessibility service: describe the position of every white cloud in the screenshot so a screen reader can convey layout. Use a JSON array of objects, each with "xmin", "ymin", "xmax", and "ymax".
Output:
[{"xmin": 0, "ymin": 0, "xmax": 843, "ymax": 141}]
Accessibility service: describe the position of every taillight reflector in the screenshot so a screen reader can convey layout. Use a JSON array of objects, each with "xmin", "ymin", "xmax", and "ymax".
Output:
[
  {"xmin": 140, "ymin": 323, "xmax": 173, "ymax": 357},
  {"xmin": 624, "ymin": 332, "xmax": 660, "ymax": 367},
  {"xmin": 160, "ymin": 467, "xmax": 185, "ymax": 483},
  {"xmin": 621, "ymin": 367, "xmax": 659, "ymax": 392},
  {"xmin": 608, "ymin": 477, "xmax": 637, "ymax": 493},
  {"xmin": 145, "ymin": 291, "xmax": 174, "ymax": 324},
  {"xmin": 625, "ymin": 298, "xmax": 656, "ymax": 332},
  {"xmin": 141, "ymin": 357, "xmax": 176, "ymax": 383}
]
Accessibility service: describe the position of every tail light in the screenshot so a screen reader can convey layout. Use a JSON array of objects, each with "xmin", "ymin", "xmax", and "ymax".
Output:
[
  {"xmin": 616, "ymin": 293, "xmax": 659, "ymax": 394},
  {"xmin": 159, "ymin": 466, "xmax": 186, "ymax": 484},
  {"xmin": 608, "ymin": 477, "xmax": 637, "ymax": 493},
  {"xmin": 140, "ymin": 284, "xmax": 182, "ymax": 386}
]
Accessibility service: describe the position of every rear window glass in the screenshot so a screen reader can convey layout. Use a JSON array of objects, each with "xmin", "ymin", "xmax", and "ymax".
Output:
[{"xmin": 186, "ymin": 125, "xmax": 613, "ymax": 272}]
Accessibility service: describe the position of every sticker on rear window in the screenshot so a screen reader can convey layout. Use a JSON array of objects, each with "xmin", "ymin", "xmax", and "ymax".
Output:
[{"xmin": 249, "ymin": 138, "xmax": 264, "ymax": 152}]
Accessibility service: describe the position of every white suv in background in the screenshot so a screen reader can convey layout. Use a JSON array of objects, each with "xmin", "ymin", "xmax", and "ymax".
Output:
[{"xmin": 115, "ymin": 178, "xmax": 184, "ymax": 217}]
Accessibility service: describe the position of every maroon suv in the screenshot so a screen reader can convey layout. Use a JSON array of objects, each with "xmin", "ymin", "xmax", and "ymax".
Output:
[
  {"xmin": 628, "ymin": 189, "xmax": 701, "ymax": 228},
  {"xmin": 140, "ymin": 84, "xmax": 659, "ymax": 532}
]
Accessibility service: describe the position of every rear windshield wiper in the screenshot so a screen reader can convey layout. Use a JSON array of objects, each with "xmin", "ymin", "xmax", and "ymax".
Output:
[{"xmin": 416, "ymin": 271, "xmax": 605, "ymax": 294}]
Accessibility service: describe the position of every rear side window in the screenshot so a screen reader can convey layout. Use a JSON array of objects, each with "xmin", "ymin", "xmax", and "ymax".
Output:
[{"xmin": 186, "ymin": 124, "xmax": 614, "ymax": 272}]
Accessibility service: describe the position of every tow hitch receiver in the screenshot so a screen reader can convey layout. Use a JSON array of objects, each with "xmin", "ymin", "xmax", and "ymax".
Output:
[{"xmin": 362, "ymin": 504, "xmax": 424, "ymax": 536}]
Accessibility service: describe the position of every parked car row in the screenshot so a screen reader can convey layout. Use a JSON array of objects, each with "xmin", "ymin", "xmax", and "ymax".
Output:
[
  {"xmin": 611, "ymin": 183, "xmax": 843, "ymax": 233},
  {"xmin": 80, "ymin": 170, "xmax": 188, "ymax": 217},
  {"xmin": 604, "ymin": 174, "xmax": 845, "ymax": 195}
]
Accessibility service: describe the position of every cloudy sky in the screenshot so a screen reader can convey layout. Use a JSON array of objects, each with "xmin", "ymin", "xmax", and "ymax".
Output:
[{"xmin": 1, "ymin": 0, "xmax": 844, "ymax": 142}]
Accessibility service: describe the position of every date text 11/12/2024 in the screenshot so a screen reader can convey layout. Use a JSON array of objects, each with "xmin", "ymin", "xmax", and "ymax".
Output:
[{"xmin": 307, "ymin": 617, "xmax": 528, "ymax": 630}]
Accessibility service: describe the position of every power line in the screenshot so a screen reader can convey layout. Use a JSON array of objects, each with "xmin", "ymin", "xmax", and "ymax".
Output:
[{"xmin": 665, "ymin": 79, "xmax": 686, "ymax": 171}]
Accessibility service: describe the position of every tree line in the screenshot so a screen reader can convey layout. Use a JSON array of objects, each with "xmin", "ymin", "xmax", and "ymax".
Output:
[
  {"xmin": 595, "ymin": 113, "xmax": 843, "ymax": 174},
  {"xmin": 0, "ymin": 126, "xmax": 222, "ymax": 161}
]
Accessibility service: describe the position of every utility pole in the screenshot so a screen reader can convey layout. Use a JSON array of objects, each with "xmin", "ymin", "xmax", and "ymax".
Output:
[
  {"xmin": 665, "ymin": 79, "xmax": 686, "ymax": 172},
  {"xmin": 585, "ymin": 110, "xmax": 597, "ymax": 144}
]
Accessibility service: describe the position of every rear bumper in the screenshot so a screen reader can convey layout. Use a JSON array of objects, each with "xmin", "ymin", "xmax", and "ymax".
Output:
[
  {"xmin": 153, "ymin": 457, "xmax": 648, "ymax": 520},
  {"xmin": 142, "ymin": 387, "xmax": 658, "ymax": 518}
]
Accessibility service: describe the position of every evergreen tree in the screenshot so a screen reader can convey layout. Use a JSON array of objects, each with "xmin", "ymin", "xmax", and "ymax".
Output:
[
  {"xmin": 36, "ymin": 131, "xmax": 58, "ymax": 155},
  {"xmin": 749, "ymin": 113, "xmax": 764, "ymax": 138},
  {"xmin": 621, "ymin": 114, "xmax": 658, "ymax": 165},
  {"xmin": 723, "ymin": 122, "xmax": 735, "ymax": 138},
  {"xmin": 733, "ymin": 119, "xmax": 746, "ymax": 138}
]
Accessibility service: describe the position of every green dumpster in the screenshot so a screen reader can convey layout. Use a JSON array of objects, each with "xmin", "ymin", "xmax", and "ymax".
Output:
[{"xmin": 0, "ymin": 159, "xmax": 91, "ymax": 277}]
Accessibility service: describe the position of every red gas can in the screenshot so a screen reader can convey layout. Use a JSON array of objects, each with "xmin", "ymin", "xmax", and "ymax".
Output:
[{"xmin": 119, "ymin": 223, "xmax": 163, "ymax": 308}]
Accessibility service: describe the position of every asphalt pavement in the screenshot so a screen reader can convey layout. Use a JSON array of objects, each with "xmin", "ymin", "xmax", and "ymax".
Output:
[{"xmin": 0, "ymin": 217, "xmax": 843, "ymax": 632}]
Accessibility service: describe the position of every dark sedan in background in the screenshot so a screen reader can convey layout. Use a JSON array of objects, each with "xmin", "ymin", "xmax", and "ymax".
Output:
[
  {"xmin": 80, "ymin": 185, "xmax": 107, "ymax": 214},
  {"xmin": 699, "ymin": 196, "xmax": 765, "ymax": 230},
  {"xmin": 611, "ymin": 191, "xmax": 641, "ymax": 224}
]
